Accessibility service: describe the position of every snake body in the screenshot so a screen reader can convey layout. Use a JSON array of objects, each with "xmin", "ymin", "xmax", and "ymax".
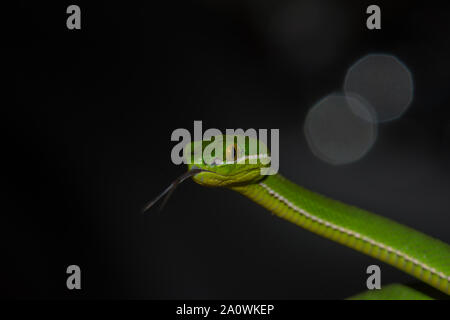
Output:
[
  {"xmin": 148, "ymin": 135, "xmax": 450, "ymax": 298},
  {"xmin": 233, "ymin": 174, "xmax": 450, "ymax": 295}
]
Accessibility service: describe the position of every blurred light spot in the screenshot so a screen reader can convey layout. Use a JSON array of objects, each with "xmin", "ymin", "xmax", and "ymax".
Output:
[
  {"xmin": 344, "ymin": 54, "xmax": 413, "ymax": 122},
  {"xmin": 304, "ymin": 94, "xmax": 377, "ymax": 165}
]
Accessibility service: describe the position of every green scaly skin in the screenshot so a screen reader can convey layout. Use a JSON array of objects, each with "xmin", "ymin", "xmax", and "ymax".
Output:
[
  {"xmin": 233, "ymin": 174, "xmax": 450, "ymax": 296},
  {"xmin": 348, "ymin": 284, "xmax": 433, "ymax": 300},
  {"xmin": 182, "ymin": 135, "xmax": 450, "ymax": 298}
]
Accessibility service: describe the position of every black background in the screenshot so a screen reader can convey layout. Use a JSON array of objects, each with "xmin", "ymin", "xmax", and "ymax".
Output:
[{"xmin": 6, "ymin": 1, "xmax": 450, "ymax": 299}]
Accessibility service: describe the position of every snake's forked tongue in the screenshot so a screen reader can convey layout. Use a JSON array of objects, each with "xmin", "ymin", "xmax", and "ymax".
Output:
[{"xmin": 142, "ymin": 167, "xmax": 207, "ymax": 213}]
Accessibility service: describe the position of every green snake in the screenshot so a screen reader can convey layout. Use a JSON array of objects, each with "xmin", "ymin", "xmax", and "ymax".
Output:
[{"xmin": 144, "ymin": 135, "xmax": 450, "ymax": 299}]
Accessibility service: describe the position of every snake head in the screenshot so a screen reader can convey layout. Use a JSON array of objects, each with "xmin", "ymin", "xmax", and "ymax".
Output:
[
  {"xmin": 142, "ymin": 134, "xmax": 272, "ymax": 212},
  {"xmin": 184, "ymin": 135, "xmax": 271, "ymax": 188}
]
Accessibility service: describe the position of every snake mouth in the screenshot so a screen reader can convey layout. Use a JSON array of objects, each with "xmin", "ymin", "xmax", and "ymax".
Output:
[
  {"xmin": 142, "ymin": 165, "xmax": 263, "ymax": 212},
  {"xmin": 188, "ymin": 162, "xmax": 264, "ymax": 177},
  {"xmin": 190, "ymin": 166, "xmax": 265, "ymax": 188}
]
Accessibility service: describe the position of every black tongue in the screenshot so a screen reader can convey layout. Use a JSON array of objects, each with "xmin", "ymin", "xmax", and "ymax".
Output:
[{"xmin": 142, "ymin": 168, "xmax": 206, "ymax": 213}]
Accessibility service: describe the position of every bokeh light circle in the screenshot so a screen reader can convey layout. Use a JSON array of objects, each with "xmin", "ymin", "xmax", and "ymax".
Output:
[
  {"xmin": 304, "ymin": 94, "xmax": 377, "ymax": 165},
  {"xmin": 344, "ymin": 54, "xmax": 413, "ymax": 123}
]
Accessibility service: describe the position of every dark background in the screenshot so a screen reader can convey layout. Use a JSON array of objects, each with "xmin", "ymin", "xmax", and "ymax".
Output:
[{"xmin": 6, "ymin": 1, "xmax": 450, "ymax": 299}]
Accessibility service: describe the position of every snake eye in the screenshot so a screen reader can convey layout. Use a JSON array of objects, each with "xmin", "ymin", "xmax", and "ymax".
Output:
[{"xmin": 226, "ymin": 143, "xmax": 239, "ymax": 162}]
